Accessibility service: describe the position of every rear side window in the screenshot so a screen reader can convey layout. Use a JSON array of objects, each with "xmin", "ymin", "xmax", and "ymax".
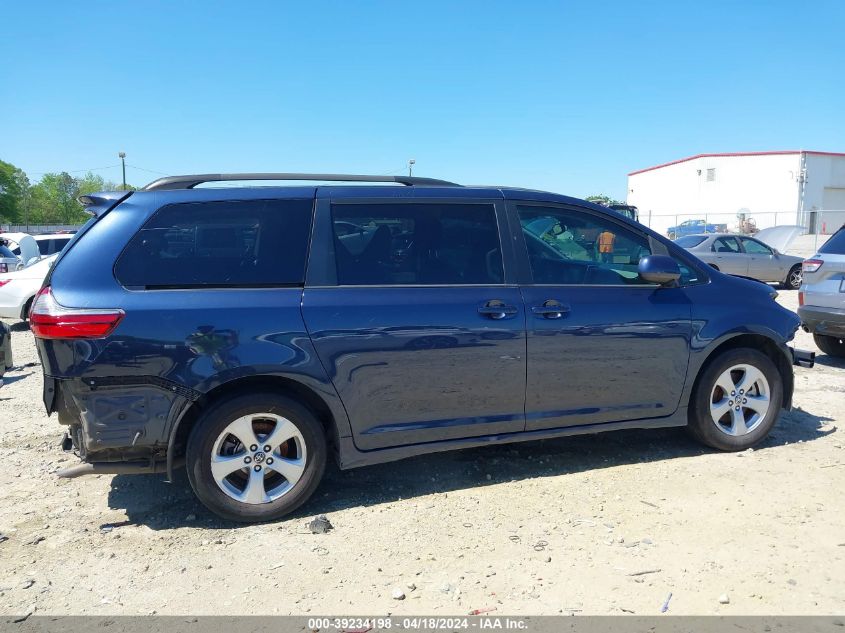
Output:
[
  {"xmin": 712, "ymin": 237, "xmax": 740, "ymax": 253},
  {"xmin": 115, "ymin": 199, "xmax": 313, "ymax": 288},
  {"xmin": 331, "ymin": 203, "xmax": 503, "ymax": 285},
  {"xmin": 0, "ymin": 245, "xmax": 14, "ymax": 258},
  {"xmin": 674, "ymin": 235, "xmax": 707, "ymax": 248},
  {"xmin": 819, "ymin": 227, "xmax": 845, "ymax": 254}
]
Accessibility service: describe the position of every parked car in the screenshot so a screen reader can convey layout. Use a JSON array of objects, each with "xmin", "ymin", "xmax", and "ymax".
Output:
[
  {"xmin": 0, "ymin": 320, "xmax": 12, "ymax": 387},
  {"xmin": 0, "ymin": 254, "xmax": 59, "ymax": 321},
  {"xmin": 33, "ymin": 173, "xmax": 812, "ymax": 522},
  {"xmin": 0, "ymin": 233, "xmax": 42, "ymax": 271},
  {"xmin": 607, "ymin": 204, "xmax": 639, "ymax": 223},
  {"xmin": 667, "ymin": 219, "xmax": 728, "ymax": 239},
  {"xmin": 0, "ymin": 243, "xmax": 21, "ymax": 274},
  {"xmin": 674, "ymin": 228, "xmax": 805, "ymax": 289},
  {"xmin": 798, "ymin": 225, "xmax": 845, "ymax": 357},
  {"xmin": 31, "ymin": 233, "xmax": 72, "ymax": 257}
]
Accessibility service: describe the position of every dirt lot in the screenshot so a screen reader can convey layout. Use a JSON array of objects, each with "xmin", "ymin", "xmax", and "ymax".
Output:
[{"xmin": 0, "ymin": 290, "xmax": 843, "ymax": 617}]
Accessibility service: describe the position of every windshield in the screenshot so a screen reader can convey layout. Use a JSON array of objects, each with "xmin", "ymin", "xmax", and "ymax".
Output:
[
  {"xmin": 674, "ymin": 235, "xmax": 707, "ymax": 248},
  {"xmin": 819, "ymin": 226, "xmax": 845, "ymax": 254},
  {"xmin": 0, "ymin": 244, "xmax": 15, "ymax": 258}
]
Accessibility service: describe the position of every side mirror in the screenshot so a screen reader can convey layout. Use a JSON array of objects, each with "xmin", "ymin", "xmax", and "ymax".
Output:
[{"xmin": 638, "ymin": 255, "xmax": 681, "ymax": 286}]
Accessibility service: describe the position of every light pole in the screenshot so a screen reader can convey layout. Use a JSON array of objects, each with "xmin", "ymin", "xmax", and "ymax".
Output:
[
  {"xmin": 408, "ymin": 159, "xmax": 415, "ymax": 177},
  {"xmin": 119, "ymin": 152, "xmax": 126, "ymax": 190}
]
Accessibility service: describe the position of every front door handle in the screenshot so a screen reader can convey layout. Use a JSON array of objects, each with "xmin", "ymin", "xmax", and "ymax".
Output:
[
  {"xmin": 478, "ymin": 301, "xmax": 518, "ymax": 319},
  {"xmin": 532, "ymin": 300, "xmax": 570, "ymax": 319}
]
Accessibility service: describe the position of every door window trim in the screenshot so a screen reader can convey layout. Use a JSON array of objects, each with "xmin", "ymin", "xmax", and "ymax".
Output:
[{"xmin": 305, "ymin": 197, "xmax": 515, "ymax": 288}]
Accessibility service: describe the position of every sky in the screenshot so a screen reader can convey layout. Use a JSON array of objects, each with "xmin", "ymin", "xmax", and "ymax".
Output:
[{"xmin": 2, "ymin": 0, "xmax": 844, "ymax": 200}]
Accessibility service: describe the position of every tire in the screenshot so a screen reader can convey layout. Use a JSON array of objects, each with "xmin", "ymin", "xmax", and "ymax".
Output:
[
  {"xmin": 687, "ymin": 348, "xmax": 783, "ymax": 451},
  {"xmin": 783, "ymin": 265, "xmax": 802, "ymax": 290},
  {"xmin": 186, "ymin": 392, "xmax": 327, "ymax": 523},
  {"xmin": 667, "ymin": 232, "xmax": 676, "ymax": 240},
  {"xmin": 20, "ymin": 296, "xmax": 33, "ymax": 321},
  {"xmin": 814, "ymin": 334, "xmax": 845, "ymax": 358}
]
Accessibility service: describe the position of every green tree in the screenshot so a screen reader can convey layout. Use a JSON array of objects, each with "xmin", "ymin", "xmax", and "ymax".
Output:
[
  {"xmin": 30, "ymin": 172, "xmax": 83, "ymax": 224},
  {"xmin": 585, "ymin": 194, "xmax": 623, "ymax": 206},
  {"xmin": 0, "ymin": 159, "xmax": 25, "ymax": 223}
]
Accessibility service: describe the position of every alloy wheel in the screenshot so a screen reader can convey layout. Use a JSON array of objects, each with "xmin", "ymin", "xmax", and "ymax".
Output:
[
  {"xmin": 210, "ymin": 413, "xmax": 307, "ymax": 504},
  {"xmin": 788, "ymin": 268, "xmax": 802, "ymax": 289},
  {"xmin": 709, "ymin": 364, "xmax": 770, "ymax": 436}
]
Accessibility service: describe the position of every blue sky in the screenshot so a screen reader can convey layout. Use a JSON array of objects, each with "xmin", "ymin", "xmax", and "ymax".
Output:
[{"xmin": 2, "ymin": 1, "xmax": 843, "ymax": 199}]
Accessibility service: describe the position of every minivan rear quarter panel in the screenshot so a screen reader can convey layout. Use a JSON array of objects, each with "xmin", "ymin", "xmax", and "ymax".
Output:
[{"xmin": 38, "ymin": 188, "xmax": 354, "ymax": 457}]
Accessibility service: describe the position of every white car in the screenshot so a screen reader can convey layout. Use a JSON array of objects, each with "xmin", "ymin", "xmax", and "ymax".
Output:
[
  {"xmin": 0, "ymin": 233, "xmax": 41, "ymax": 273},
  {"xmin": 0, "ymin": 254, "xmax": 57, "ymax": 321}
]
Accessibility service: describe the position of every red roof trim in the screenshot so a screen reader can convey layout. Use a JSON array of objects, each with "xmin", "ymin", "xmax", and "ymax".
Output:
[{"xmin": 628, "ymin": 150, "xmax": 845, "ymax": 176}]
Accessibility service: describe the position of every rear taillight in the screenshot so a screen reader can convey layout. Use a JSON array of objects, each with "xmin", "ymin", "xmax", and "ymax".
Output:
[
  {"xmin": 798, "ymin": 291, "xmax": 804, "ymax": 307},
  {"xmin": 29, "ymin": 286, "xmax": 124, "ymax": 339},
  {"xmin": 0, "ymin": 263, "xmax": 7, "ymax": 273},
  {"xmin": 803, "ymin": 259, "xmax": 823, "ymax": 273},
  {"xmin": 0, "ymin": 279, "xmax": 11, "ymax": 289}
]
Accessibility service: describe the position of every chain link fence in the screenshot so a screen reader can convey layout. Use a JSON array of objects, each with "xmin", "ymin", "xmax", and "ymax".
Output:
[
  {"xmin": 639, "ymin": 210, "xmax": 844, "ymax": 256},
  {"xmin": 1, "ymin": 224, "xmax": 81, "ymax": 234}
]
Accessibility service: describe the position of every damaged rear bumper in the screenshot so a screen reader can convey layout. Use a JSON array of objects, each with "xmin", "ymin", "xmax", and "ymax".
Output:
[{"xmin": 47, "ymin": 374, "xmax": 198, "ymax": 473}]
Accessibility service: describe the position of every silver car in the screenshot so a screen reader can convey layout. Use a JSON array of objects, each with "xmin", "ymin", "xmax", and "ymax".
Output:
[
  {"xmin": 674, "ymin": 231, "xmax": 804, "ymax": 289},
  {"xmin": 798, "ymin": 226, "xmax": 845, "ymax": 357}
]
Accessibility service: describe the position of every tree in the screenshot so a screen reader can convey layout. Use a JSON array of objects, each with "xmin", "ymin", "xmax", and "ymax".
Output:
[
  {"xmin": 585, "ymin": 194, "xmax": 623, "ymax": 206},
  {"xmin": 30, "ymin": 172, "xmax": 83, "ymax": 224},
  {"xmin": 0, "ymin": 159, "xmax": 25, "ymax": 223}
]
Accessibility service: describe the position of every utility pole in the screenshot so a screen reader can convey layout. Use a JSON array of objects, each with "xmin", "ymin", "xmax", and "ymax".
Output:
[
  {"xmin": 119, "ymin": 152, "xmax": 127, "ymax": 190},
  {"xmin": 408, "ymin": 159, "xmax": 415, "ymax": 177}
]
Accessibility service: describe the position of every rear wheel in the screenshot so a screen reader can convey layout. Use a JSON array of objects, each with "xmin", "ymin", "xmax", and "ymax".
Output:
[
  {"xmin": 814, "ymin": 334, "xmax": 845, "ymax": 358},
  {"xmin": 186, "ymin": 393, "xmax": 327, "ymax": 523},
  {"xmin": 687, "ymin": 348, "xmax": 782, "ymax": 451},
  {"xmin": 783, "ymin": 265, "xmax": 802, "ymax": 290},
  {"xmin": 20, "ymin": 296, "xmax": 33, "ymax": 321}
]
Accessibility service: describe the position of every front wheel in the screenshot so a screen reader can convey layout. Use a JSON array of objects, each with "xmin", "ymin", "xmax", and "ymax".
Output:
[
  {"xmin": 687, "ymin": 348, "xmax": 783, "ymax": 451},
  {"xmin": 814, "ymin": 334, "xmax": 845, "ymax": 358},
  {"xmin": 783, "ymin": 265, "xmax": 802, "ymax": 290},
  {"xmin": 186, "ymin": 393, "xmax": 327, "ymax": 523}
]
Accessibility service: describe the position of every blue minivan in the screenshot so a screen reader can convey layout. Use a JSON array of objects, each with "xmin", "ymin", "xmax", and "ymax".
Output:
[{"xmin": 32, "ymin": 174, "xmax": 812, "ymax": 522}]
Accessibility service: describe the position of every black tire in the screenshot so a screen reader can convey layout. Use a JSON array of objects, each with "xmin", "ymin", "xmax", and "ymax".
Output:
[
  {"xmin": 20, "ymin": 296, "xmax": 34, "ymax": 321},
  {"xmin": 687, "ymin": 348, "xmax": 783, "ymax": 451},
  {"xmin": 186, "ymin": 392, "xmax": 327, "ymax": 523},
  {"xmin": 783, "ymin": 264, "xmax": 802, "ymax": 290},
  {"xmin": 814, "ymin": 334, "xmax": 845, "ymax": 358}
]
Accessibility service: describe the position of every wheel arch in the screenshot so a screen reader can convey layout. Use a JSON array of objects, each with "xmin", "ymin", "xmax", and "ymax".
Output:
[
  {"xmin": 689, "ymin": 333, "xmax": 794, "ymax": 413},
  {"xmin": 20, "ymin": 294, "xmax": 35, "ymax": 321},
  {"xmin": 166, "ymin": 374, "xmax": 342, "ymax": 480}
]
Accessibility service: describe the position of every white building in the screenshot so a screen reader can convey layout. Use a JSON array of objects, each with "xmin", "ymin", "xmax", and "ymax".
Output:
[{"xmin": 627, "ymin": 150, "xmax": 845, "ymax": 235}]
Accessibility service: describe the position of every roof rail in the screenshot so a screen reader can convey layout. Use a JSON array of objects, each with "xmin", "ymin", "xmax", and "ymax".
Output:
[{"xmin": 142, "ymin": 173, "xmax": 461, "ymax": 191}]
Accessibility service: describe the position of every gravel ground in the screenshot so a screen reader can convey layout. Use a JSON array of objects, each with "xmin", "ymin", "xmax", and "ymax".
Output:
[{"xmin": 0, "ymin": 290, "xmax": 843, "ymax": 617}]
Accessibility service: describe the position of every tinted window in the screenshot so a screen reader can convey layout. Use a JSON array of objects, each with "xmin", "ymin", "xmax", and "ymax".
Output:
[
  {"xmin": 674, "ymin": 235, "xmax": 707, "ymax": 248},
  {"xmin": 518, "ymin": 205, "xmax": 652, "ymax": 285},
  {"xmin": 740, "ymin": 237, "xmax": 771, "ymax": 254},
  {"xmin": 712, "ymin": 237, "xmax": 741, "ymax": 253},
  {"xmin": 819, "ymin": 226, "xmax": 845, "ymax": 254},
  {"xmin": 331, "ymin": 203, "xmax": 503, "ymax": 285},
  {"xmin": 115, "ymin": 199, "xmax": 313, "ymax": 288}
]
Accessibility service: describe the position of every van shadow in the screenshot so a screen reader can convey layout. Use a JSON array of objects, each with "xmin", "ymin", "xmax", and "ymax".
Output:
[
  {"xmin": 813, "ymin": 354, "xmax": 845, "ymax": 370},
  {"xmin": 106, "ymin": 406, "xmax": 835, "ymax": 531}
]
